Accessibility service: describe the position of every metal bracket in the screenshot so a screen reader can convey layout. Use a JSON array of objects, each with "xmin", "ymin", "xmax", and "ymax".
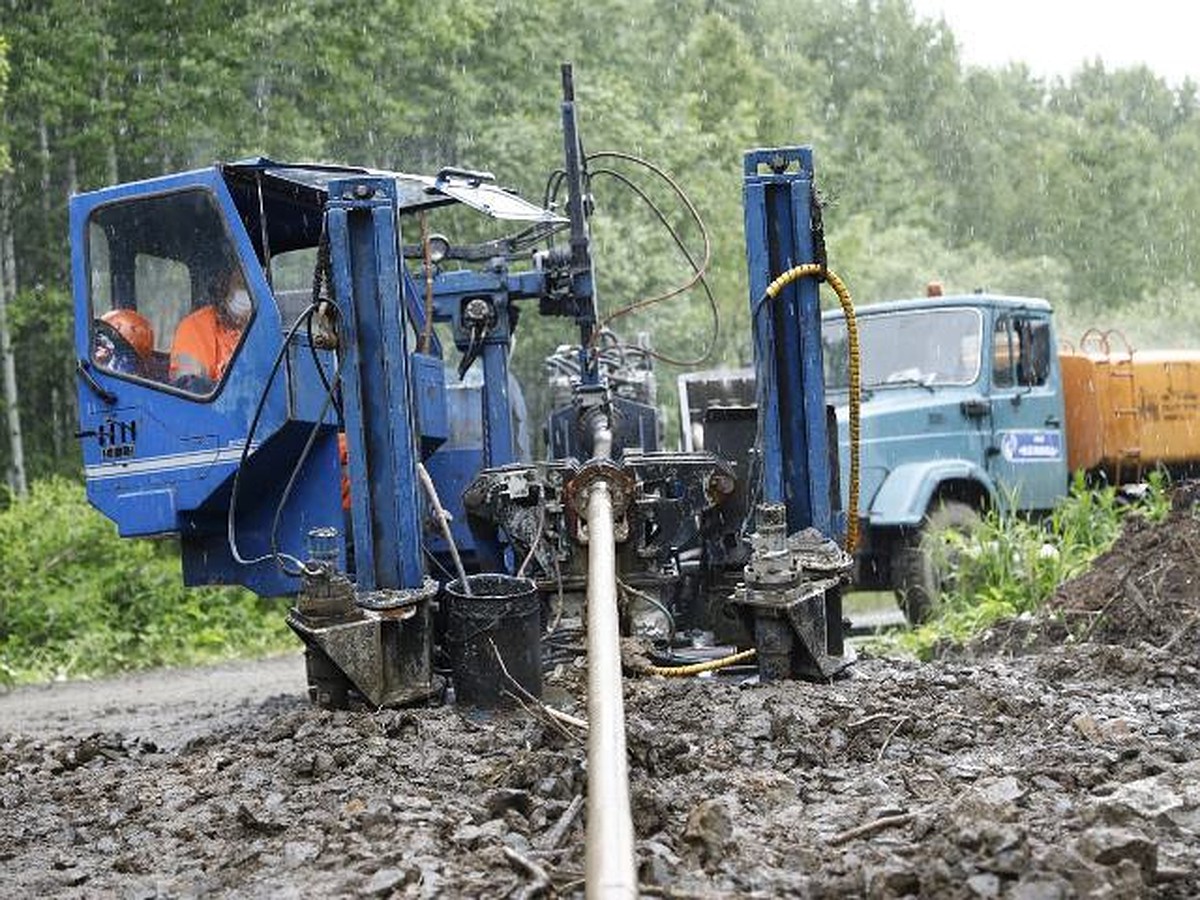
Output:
[
  {"xmin": 288, "ymin": 577, "xmax": 439, "ymax": 708},
  {"xmin": 730, "ymin": 503, "xmax": 854, "ymax": 680}
]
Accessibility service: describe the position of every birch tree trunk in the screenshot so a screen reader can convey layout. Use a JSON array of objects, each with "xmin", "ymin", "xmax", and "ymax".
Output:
[
  {"xmin": 0, "ymin": 172, "xmax": 27, "ymax": 496},
  {"xmin": 99, "ymin": 40, "xmax": 119, "ymax": 185},
  {"xmin": 59, "ymin": 154, "xmax": 78, "ymax": 464},
  {"xmin": 38, "ymin": 113, "xmax": 50, "ymax": 214}
]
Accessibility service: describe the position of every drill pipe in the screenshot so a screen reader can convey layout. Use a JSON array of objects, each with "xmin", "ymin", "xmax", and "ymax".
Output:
[{"xmin": 584, "ymin": 479, "xmax": 638, "ymax": 898}]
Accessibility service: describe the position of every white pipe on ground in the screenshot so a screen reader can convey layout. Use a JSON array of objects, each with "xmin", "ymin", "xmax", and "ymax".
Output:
[{"xmin": 584, "ymin": 479, "xmax": 638, "ymax": 898}]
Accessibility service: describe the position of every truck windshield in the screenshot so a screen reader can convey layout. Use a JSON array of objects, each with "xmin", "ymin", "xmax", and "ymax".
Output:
[{"xmin": 823, "ymin": 307, "xmax": 983, "ymax": 390}]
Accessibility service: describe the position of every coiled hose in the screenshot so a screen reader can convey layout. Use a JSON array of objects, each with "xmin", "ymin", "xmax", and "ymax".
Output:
[{"xmin": 760, "ymin": 265, "xmax": 860, "ymax": 554}]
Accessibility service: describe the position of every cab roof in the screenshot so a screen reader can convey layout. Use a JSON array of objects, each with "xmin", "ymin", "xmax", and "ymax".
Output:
[
  {"xmin": 821, "ymin": 293, "xmax": 1053, "ymax": 320},
  {"xmin": 222, "ymin": 158, "xmax": 564, "ymax": 256}
]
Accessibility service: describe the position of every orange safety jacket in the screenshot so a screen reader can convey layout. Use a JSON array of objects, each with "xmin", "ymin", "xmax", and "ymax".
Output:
[
  {"xmin": 338, "ymin": 432, "xmax": 351, "ymax": 510},
  {"xmin": 169, "ymin": 306, "xmax": 241, "ymax": 384}
]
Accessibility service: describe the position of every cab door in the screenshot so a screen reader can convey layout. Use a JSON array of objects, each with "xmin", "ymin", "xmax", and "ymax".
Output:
[{"xmin": 986, "ymin": 311, "xmax": 1068, "ymax": 512}]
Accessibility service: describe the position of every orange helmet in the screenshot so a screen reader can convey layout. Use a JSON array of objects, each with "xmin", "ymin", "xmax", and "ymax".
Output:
[{"xmin": 100, "ymin": 309, "xmax": 155, "ymax": 360}]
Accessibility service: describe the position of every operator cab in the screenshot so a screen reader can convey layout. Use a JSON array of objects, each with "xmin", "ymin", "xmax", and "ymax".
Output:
[{"xmin": 87, "ymin": 189, "xmax": 252, "ymax": 398}]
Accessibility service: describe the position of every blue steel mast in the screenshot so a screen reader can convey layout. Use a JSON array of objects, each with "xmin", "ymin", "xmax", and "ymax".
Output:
[
  {"xmin": 559, "ymin": 63, "xmax": 599, "ymax": 386},
  {"xmin": 743, "ymin": 148, "xmax": 833, "ymax": 537},
  {"xmin": 326, "ymin": 177, "xmax": 425, "ymax": 592}
]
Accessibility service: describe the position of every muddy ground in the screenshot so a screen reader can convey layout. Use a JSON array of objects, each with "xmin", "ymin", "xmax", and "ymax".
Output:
[{"xmin": 3, "ymin": 499, "xmax": 1200, "ymax": 898}]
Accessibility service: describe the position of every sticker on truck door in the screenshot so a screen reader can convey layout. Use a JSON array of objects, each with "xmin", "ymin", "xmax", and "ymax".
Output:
[{"xmin": 1000, "ymin": 430, "xmax": 1063, "ymax": 462}]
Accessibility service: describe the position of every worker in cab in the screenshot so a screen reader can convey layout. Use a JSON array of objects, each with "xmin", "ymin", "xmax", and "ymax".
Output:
[
  {"xmin": 94, "ymin": 308, "xmax": 155, "ymax": 377},
  {"xmin": 170, "ymin": 266, "xmax": 252, "ymax": 393}
]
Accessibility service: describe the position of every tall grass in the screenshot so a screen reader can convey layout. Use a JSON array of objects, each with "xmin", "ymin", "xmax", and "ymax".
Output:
[
  {"xmin": 0, "ymin": 478, "xmax": 296, "ymax": 686},
  {"xmin": 894, "ymin": 471, "xmax": 1169, "ymax": 658}
]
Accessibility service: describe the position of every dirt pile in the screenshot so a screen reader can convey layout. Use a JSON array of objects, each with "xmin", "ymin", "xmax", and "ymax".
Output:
[
  {"xmin": 1049, "ymin": 486, "xmax": 1200, "ymax": 653},
  {"xmin": 967, "ymin": 483, "xmax": 1200, "ymax": 674}
]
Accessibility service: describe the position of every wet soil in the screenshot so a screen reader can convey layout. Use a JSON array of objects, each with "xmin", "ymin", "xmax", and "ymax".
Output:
[{"xmin": 3, "ymin": 502, "xmax": 1200, "ymax": 898}]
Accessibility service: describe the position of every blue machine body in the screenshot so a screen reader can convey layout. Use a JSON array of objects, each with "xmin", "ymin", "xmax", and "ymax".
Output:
[
  {"xmin": 70, "ymin": 160, "xmax": 563, "ymax": 596},
  {"xmin": 71, "ymin": 142, "xmax": 840, "ymax": 617},
  {"xmin": 742, "ymin": 147, "xmax": 835, "ymax": 538}
]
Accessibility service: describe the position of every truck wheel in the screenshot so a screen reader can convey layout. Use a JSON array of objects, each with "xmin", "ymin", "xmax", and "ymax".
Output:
[{"xmin": 894, "ymin": 499, "xmax": 980, "ymax": 624}]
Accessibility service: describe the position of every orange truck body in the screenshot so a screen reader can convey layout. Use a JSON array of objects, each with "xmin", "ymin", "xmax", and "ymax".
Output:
[{"xmin": 1059, "ymin": 341, "xmax": 1200, "ymax": 481}]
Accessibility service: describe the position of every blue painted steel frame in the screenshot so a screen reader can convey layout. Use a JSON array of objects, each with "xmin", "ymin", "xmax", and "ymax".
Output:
[
  {"xmin": 743, "ymin": 148, "xmax": 833, "ymax": 536},
  {"xmin": 480, "ymin": 303, "xmax": 515, "ymax": 468},
  {"xmin": 326, "ymin": 177, "xmax": 425, "ymax": 592},
  {"xmin": 427, "ymin": 267, "xmax": 546, "ymax": 469},
  {"xmin": 417, "ymin": 268, "xmax": 547, "ymax": 570}
]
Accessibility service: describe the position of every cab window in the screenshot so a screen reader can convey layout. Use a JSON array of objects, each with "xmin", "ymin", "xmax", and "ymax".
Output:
[
  {"xmin": 993, "ymin": 315, "xmax": 1051, "ymax": 389},
  {"xmin": 87, "ymin": 189, "xmax": 253, "ymax": 397}
]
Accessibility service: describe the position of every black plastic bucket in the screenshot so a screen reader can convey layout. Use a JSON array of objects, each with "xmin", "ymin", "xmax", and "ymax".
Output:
[{"xmin": 445, "ymin": 574, "xmax": 542, "ymax": 708}]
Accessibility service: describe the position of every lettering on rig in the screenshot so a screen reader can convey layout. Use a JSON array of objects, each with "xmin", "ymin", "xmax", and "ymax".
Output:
[{"xmin": 97, "ymin": 418, "xmax": 137, "ymax": 460}]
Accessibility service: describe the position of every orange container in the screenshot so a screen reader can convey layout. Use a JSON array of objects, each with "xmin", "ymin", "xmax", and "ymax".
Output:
[{"xmin": 1060, "ymin": 338, "xmax": 1200, "ymax": 481}]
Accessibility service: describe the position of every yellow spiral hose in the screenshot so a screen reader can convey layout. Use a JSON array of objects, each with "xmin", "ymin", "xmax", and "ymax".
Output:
[{"xmin": 762, "ymin": 265, "xmax": 860, "ymax": 554}]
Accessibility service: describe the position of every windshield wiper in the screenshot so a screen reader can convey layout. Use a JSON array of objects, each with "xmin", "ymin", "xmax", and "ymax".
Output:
[{"xmin": 868, "ymin": 375, "xmax": 937, "ymax": 393}]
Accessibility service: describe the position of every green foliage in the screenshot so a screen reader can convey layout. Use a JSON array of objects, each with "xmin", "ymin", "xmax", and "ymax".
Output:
[
  {"xmin": 0, "ymin": 478, "xmax": 295, "ymax": 685},
  {"xmin": 829, "ymin": 214, "xmax": 1073, "ymax": 304},
  {"xmin": 1057, "ymin": 282, "xmax": 1200, "ymax": 352},
  {"xmin": 6, "ymin": 0, "xmax": 1200, "ymax": 475},
  {"xmin": 7, "ymin": 286, "xmax": 77, "ymax": 479},
  {"xmin": 893, "ymin": 472, "xmax": 1170, "ymax": 659}
]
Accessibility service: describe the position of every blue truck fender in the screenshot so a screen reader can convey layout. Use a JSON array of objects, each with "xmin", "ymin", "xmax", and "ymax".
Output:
[{"xmin": 867, "ymin": 460, "xmax": 996, "ymax": 528}]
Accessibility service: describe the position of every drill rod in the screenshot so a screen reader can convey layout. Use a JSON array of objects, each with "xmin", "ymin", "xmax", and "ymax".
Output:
[{"xmin": 584, "ymin": 478, "xmax": 638, "ymax": 898}]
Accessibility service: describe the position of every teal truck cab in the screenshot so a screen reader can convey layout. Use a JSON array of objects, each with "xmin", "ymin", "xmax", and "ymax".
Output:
[{"xmin": 822, "ymin": 293, "xmax": 1064, "ymax": 620}]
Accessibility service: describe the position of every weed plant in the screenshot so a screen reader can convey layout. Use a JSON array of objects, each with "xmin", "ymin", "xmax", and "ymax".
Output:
[
  {"xmin": 894, "ymin": 471, "xmax": 1170, "ymax": 659},
  {"xmin": 0, "ymin": 478, "xmax": 296, "ymax": 686}
]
